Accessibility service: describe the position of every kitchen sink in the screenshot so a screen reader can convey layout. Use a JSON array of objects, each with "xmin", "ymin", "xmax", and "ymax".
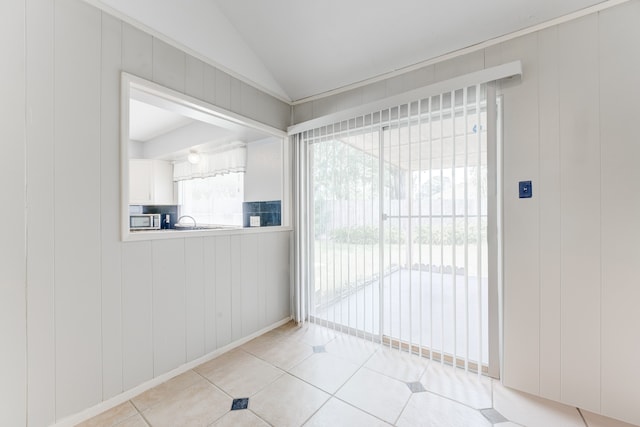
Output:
[
  {"xmin": 173, "ymin": 215, "xmax": 240, "ymax": 231},
  {"xmin": 173, "ymin": 225, "xmax": 235, "ymax": 231}
]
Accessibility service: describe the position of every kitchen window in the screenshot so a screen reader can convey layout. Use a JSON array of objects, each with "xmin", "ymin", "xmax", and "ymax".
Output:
[
  {"xmin": 177, "ymin": 172, "xmax": 244, "ymax": 226},
  {"xmin": 120, "ymin": 72, "xmax": 290, "ymax": 241}
]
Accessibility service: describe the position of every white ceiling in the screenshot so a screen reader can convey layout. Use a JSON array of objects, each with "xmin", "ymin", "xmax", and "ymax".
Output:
[
  {"xmin": 95, "ymin": 0, "xmax": 610, "ymax": 102},
  {"xmin": 129, "ymin": 99, "xmax": 193, "ymax": 142},
  {"xmin": 128, "ymin": 87, "xmax": 275, "ymax": 161}
]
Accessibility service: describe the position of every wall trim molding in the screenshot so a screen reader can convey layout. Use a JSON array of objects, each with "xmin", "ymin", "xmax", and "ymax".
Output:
[
  {"xmin": 80, "ymin": 0, "xmax": 292, "ymax": 104},
  {"xmin": 82, "ymin": 0, "xmax": 629, "ymax": 107},
  {"xmin": 290, "ymin": 0, "xmax": 630, "ymax": 105},
  {"xmin": 288, "ymin": 61, "xmax": 521, "ymax": 135},
  {"xmin": 51, "ymin": 317, "xmax": 293, "ymax": 427}
]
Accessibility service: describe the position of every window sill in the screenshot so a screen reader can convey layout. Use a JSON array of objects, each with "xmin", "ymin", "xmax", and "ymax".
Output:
[{"xmin": 123, "ymin": 225, "xmax": 293, "ymax": 242}]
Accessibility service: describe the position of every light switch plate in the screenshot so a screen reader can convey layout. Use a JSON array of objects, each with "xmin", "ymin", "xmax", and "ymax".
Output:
[
  {"xmin": 250, "ymin": 216, "xmax": 261, "ymax": 227},
  {"xmin": 519, "ymin": 180, "xmax": 532, "ymax": 198}
]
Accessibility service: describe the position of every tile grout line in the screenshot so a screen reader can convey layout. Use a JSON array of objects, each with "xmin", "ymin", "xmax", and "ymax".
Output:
[
  {"xmin": 241, "ymin": 339, "xmax": 315, "ymax": 374},
  {"xmin": 241, "ymin": 328, "xmax": 328, "ymax": 426},
  {"xmin": 388, "ymin": 358, "xmax": 433, "ymax": 425},
  {"xmin": 577, "ymin": 407, "xmax": 589, "ymax": 427},
  {"xmin": 392, "ymin": 387, "xmax": 415, "ymax": 426},
  {"xmin": 246, "ymin": 325, "xmax": 390, "ymax": 425},
  {"xmin": 125, "ymin": 388, "xmax": 150, "ymax": 426},
  {"xmin": 116, "ymin": 324, "xmax": 487, "ymax": 426},
  {"xmin": 289, "ymin": 331, "xmax": 389, "ymax": 426},
  {"xmin": 353, "ymin": 348, "xmax": 426, "ymax": 385},
  {"xmin": 138, "ymin": 411, "xmax": 152, "ymax": 427},
  {"xmin": 416, "ymin": 386, "xmax": 492, "ymax": 414},
  {"xmin": 91, "ymin": 322, "xmax": 503, "ymax": 426},
  {"xmin": 134, "ymin": 400, "xmax": 152, "ymax": 427},
  {"xmin": 315, "ymin": 326, "xmax": 500, "ymax": 424},
  {"xmin": 193, "ymin": 363, "xmax": 276, "ymax": 427},
  {"xmin": 131, "ymin": 369, "xmax": 232, "ymax": 426},
  {"xmin": 285, "ymin": 326, "xmax": 489, "ymax": 425},
  {"xmin": 192, "ymin": 350, "xmax": 288, "ymax": 425},
  {"xmin": 330, "ymin": 395, "xmax": 392, "ymax": 426},
  {"xmin": 327, "ymin": 332, "xmax": 433, "ymax": 425},
  {"xmin": 91, "ymin": 324, "xmax": 484, "ymax": 425},
  {"xmin": 245, "ymin": 408, "xmax": 276, "ymax": 427},
  {"xmin": 191, "ymin": 367, "xmax": 250, "ymax": 403}
]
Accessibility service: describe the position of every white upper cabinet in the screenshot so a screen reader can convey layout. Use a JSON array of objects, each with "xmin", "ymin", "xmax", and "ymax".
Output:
[{"xmin": 129, "ymin": 159, "xmax": 174, "ymax": 205}]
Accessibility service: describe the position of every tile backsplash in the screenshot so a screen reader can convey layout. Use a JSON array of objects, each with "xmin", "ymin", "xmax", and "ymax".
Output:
[{"xmin": 243, "ymin": 200, "xmax": 281, "ymax": 227}]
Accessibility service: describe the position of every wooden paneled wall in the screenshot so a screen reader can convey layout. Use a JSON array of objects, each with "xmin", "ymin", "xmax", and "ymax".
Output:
[
  {"xmin": 6, "ymin": 0, "xmax": 293, "ymax": 425},
  {"xmin": 0, "ymin": 1, "xmax": 27, "ymax": 426}
]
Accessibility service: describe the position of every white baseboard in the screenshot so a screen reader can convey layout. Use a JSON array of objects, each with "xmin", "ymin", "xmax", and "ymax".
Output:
[{"xmin": 51, "ymin": 317, "xmax": 292, "ymax": 427}]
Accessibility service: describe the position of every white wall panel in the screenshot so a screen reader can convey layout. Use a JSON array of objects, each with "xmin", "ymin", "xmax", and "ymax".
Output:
[
  {"xmin": 240, "ymin": 234, "xmax": 260, "ymax": 336},
  {"xmin": 402, "ymin": 65, "xmax": 435, "ymax": 93},
  {"xmin": 203, "ymin": 64, "xmax": 217, "ymax": 105},
  {"xmin": 322, "ymin": 88, "xmax": 363, "ymax": 116},
  {"xmin": 0, "ymin": 0, "xmax": 26, "ymax": 425},
  {"xmin": 241, "ymin": 82, "xmax": 260, "ymax": 121},
  {"xmin": 256, "ymin": 88, "xmax": 291, "ymax": 130},
  {"xmin": 252, "ymin": 89, "xmax": 271, "ymax": 131},
  {"xmin": 152, "ymin": 239, "xmax": 187, "ymax": 375},
  {"xmin": 257, "ymin": 236, "xmax": 267, "ymax": 328},
  {"xmin": 185, "ymin": 56, "xmax": 205, "ymax": 100},
  {"xmin": 360, "ymin": 80, "xmax": 386, "ymax": 105},
  {"xmin": 433, "ymin": 50, "xmax": 485, "ymax": 83},
  {"xmin": 599, "ymin": 2, "xmax": 640, "ymax": 425},
  {"xmin": 152, "ymin": 38, "xmax": 186, "ymax": 93},
  {"xmin": 262, "ymin": 233, "xmax": 276, "ymax": 324},
  {"xmin": 215, "ymin": 236, "xmax": 233, "ymax": 347},
  {"xmin": 122, "ymin": 23, "xmax": 153, "ymax": 80},
  {"xmin": 203, "ymin": 237, "xmax": 217, "ymax": 353},
  {"xmin": 495, "ymin": 33, "xmax": 541, "ymax": 396},
  {"xmin": 263, "ymin": 232, "xmax": 291, "ymax": 324},
  {"xmin": 122, "ymin": 242, "xmax": 153, "ymax": 390},
  {"xmin": 558, "ymin": 14, "xmax": 601, "ymax": 412},
  {"xmin": 100, "ymin": 11, "xmax": 124, "ymax": 400},
  {"xmin": 231, "ymin": 236, "xmax": 243, "ymax": 341},
  {"xmin": 230, "ymin": 76, "xmax": 242, "ymax": 113},
  {"xmin": 385, "ymin": 74, "xmax": 405, "ymax": 98},
  {"xmin": 15, "ymin": 0, "xmax": 294, "ymax": 422},
  {"xmin": 293, "ymin": 101, "xmax": 313, "ymax": 125},
  {"xmin": 53, "ymin": 0, "xmax": 102, "ymax": 418},
  {"xmin": 537, "ymin": 26, "xmax": 562, "ymax": 402},
  {"xmin": 215, "ymin": 69, "xmax": 231, "ymax": 110},
  {"xmin": 185, "ymin": 238, "xmax": 206, "ymax": 361},
  {"xmin": 277, "ymin": 232, "xmax": 291, "ymax": 320},
  {"xmin": 25, "ymin": 0, "xmax": 55, "ymax": 424},
  {"xmin": 310, "ymin": 95, "xmax": 336, "ymax": 120}
]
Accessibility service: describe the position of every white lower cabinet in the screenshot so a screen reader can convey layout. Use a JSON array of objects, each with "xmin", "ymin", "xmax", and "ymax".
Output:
[{"xmin": 129, "ymin": 159, "xmax": 174, "ymax": 205}]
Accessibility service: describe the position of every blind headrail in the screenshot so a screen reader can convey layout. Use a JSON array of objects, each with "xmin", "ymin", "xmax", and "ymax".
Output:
[{"xmin": 287, "ymin": 60, "xmax": 521, "ymax": 136}]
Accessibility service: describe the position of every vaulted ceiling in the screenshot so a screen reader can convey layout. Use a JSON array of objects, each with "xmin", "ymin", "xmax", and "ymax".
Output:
[{"xmin": 94, "ymin": 0, "xmax": 611, "ymax": 102}]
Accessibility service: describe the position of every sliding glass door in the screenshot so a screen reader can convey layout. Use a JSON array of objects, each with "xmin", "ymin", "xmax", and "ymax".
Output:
[
  {"xmin": 306, "ymin": 84, "xmax": 491, "ymax": 373},
  {"xmin": 310, "ymin": 119, "xmax": 382, "ymax": 338}
]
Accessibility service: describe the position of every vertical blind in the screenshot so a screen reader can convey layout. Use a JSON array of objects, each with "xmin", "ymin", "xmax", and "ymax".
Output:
[{"xmin": 294, "ymin": 84, "xmax": 493, "ymax": 374}]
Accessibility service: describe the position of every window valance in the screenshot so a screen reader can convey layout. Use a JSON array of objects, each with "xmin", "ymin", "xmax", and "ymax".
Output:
[{"xmin": 173, "ymin": 142, "xmax": 247, "ymax": 182}]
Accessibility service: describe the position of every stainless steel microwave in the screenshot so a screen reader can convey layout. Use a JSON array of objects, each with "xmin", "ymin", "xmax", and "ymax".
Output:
[{"xmin": 130, "ymin": 213, "xmax": 161, "ymax": 230}]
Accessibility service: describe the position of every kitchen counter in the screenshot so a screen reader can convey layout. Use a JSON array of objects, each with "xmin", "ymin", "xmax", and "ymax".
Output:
[{"xmin": 125, "ymin": 225, "xmax": 292, "ymax": 241}]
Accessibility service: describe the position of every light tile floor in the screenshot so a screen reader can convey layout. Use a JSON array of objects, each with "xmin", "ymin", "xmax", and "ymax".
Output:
[{"xmin": 80, "ymin": 321, "xmax": 639, "ymax": 427}]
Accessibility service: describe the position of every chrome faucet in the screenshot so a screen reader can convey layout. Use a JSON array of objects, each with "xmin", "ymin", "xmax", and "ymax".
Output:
[{"xmin": 177, "ymin": 215, "xmax": 197, "ymax": 227}]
